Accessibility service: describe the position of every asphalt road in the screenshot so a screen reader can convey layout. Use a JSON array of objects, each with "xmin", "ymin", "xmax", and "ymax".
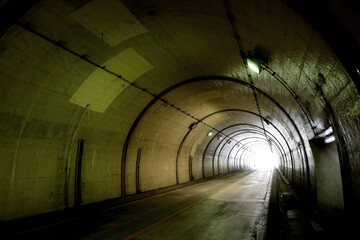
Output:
[
  {"xmin": 5, "ymin": 170, "xmax": 272, "ymax": 239},
  {"xmin": 83, "ymin": 170, "xmax": 272, "ymax": 240}
]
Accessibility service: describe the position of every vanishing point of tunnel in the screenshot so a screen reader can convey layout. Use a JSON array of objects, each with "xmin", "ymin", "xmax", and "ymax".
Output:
[{"xmin": 1, "ymin": 0, "xmax": 360, "ymax": 239}]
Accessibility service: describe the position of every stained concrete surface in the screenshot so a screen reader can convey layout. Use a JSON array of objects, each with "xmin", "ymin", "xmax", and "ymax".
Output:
[
  {"xmin": 309, "ymin": 140, "xmax": 344, "ymax": 213},
  {"xmin": 128, "ymin": 170, "xmax": 271, "ymax": 240},
  {"xmin": 1, "ymin": 0, "xmax": 360, "ymax": 223},
  {"xmin": 4, "ymin": 170, "xmax": 272, "ymax": 239},
  {"xmin": 275, "ymin": 170, "xmax": 350, "ymax": 240}
]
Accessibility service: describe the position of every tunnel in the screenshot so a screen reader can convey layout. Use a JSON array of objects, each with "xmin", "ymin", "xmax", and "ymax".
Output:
[{"xmin": 0, "ymin": 0, "xmax": 360, "ymax": 239}]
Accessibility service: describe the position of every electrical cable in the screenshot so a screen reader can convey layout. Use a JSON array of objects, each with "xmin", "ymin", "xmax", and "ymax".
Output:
[{"xmin": 16, "ymin": 21, "xmax": 251, "ymax": 151}]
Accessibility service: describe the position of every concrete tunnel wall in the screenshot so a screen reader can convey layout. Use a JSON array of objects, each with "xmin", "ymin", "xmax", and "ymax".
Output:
[
  {"xmin": 310, "ymin": 140, "xmax": 345, "ymax": 213},
  {"xmin": 0, "ymin": 0, "xmax": 360, "ymax": 222}
]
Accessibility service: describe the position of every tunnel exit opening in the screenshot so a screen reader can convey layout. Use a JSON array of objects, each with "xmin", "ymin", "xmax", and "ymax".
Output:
[{"xmin": 247, "ymin": 146, "xmax": 279, "ymax": 170}]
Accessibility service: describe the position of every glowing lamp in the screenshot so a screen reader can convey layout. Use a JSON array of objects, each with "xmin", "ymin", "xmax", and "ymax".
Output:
[
  {"xmin": 247, "ymin": 58, "xmax": 261, "ymax": 74},
  {"xmin": 324, "ymin": 135, "xmax": 335, "ymax": 144}
]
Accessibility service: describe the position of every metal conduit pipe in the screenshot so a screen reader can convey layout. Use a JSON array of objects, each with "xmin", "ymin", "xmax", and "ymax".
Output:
[
  {"xmin": 228, "ymin": 128, "xmax": 290, "ymax": 174},
  {"xmin": 222, "ymin": 130, "xmax": 288, "ymax": 169},
  {"xmin": 206, "ymin": 125, "xmax": 291, "ymax": 179},
  {"xmin": 201, "ymin": 124, "xmax": 290, "ymax": 170},
  {"xmin": 211, "ymin": 129, "xmax": 275, "ymax": 176},
  {"xmin": 201, "ymin": 128, "xmax": 258, "ymax": 177},
  {"xmin": 200, "ymin": 125, "xmax": 280, "ymax": 178},
  {"xmin": 201, "ymin": 121, "xmax": 294, "ymax": 182},
  {"xmin": 122, "ymin": 76, "xmax": 306, "ymax": 195},
  {"xmin": 213, "ymin": 131, "xmax": 263, "ymax": 175},
  {"xmin": 216, "ymin": 132, "xmax": 285, "ymax": 174}
]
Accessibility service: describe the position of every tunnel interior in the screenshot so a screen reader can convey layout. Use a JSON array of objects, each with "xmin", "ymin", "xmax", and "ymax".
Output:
[{"xmin": 1, "ymin": 0, "xmax": 360, "ymax": 236}]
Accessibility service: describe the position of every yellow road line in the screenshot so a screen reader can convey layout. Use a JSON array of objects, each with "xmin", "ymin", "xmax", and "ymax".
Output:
[{"xmin": 121, "ymin": 173, "xmax": 249, "ymax": 240}]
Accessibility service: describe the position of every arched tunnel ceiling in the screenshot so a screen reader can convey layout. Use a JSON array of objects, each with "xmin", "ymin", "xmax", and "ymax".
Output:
[{"xmin": 0, "ymin": 0, "xmax": 360, "ymax": 221}]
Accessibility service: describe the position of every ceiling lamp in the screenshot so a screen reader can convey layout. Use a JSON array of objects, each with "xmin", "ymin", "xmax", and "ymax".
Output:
[
  {"xmin": 318, "ymin": 126, "xmax": 333, "ymax": 138},
  {"xmin": 323, "ymin": 127, "xmax": 333, "ymax": 136},
  {"xmin": 188, "ymin": 122, "xmax": 197, "ymax": 130},
  {"xmin": 207, "ymin": 131, "xmax": 213, "ymax": 137},
  {"xmin": 247, "ymin": 57, "xmax": 262, "ymax": 74},
  {"xmin": 324, "ymin": 135, "xmax": 335, "ymax": 144}
]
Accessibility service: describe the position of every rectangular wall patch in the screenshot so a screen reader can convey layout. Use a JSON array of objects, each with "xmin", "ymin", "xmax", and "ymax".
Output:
[
  {"xmin": 70, "ymin": 0, "xmax": 148, "ymax": 46},
  {"xmin": 70, "ymin": 48, "xmax": 154, "ymax": 112}
]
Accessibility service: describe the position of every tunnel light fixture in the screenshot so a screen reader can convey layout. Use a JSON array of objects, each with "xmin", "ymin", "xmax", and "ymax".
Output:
[
  {"xmin": 322, "ymin": 127, "xmax": 333, "ymax": 137},
  {"xmin": 318, "ymin": 126, "xmax": 333, "ymax": 138},
  {"xmin": 324, "ymin": 135, "xmax": 335, "ymax": 144},
  {"xmin": 247, "ymin": 57, "xmax": 261, "ymax": 74},
  {"xmin": 217, "ymin": 135, "xmax": 223, "ymax": 140},
  {"xmin": 188, "ymin": 122, "xmax": 197, "ymax": 130},
  {"xmin": 324, "ymin": 127, "xmax": 333, "ymax": 136},
  {"xmin": 207, "ymin": 131, "xmax": 213, "ymax": 137}
]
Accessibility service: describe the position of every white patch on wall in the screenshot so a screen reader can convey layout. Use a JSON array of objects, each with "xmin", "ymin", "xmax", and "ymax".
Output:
[
  {"xmin": 69, "ymin": 0, "xmax": 148, "ymax": 46},
  {"xmin": 70, "ymin": 48, "xmax": 154, "ymax": 113}
]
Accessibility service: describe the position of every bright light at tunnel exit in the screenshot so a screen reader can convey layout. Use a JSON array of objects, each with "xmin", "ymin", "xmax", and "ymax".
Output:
[{"xmin": 249, "ymin": 147, "xmax": 279, "ymax": 170}]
